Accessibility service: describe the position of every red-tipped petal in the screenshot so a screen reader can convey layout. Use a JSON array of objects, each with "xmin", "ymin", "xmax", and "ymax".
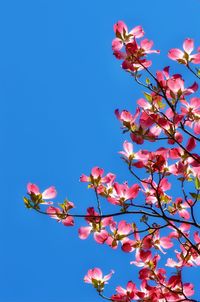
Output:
[
  {"xmin": 168, "ymin": 48, "xmax": 184, "ymax": 61},
  {"xmin": 183, "ymin": 38, "xmax": 194, "ymax": 54},
  {"xmin": 27, "ymin": 183, "xmax": 40, "ymax": 195},
  {"xmin": 42, "ymin": 186, "xmax": 57, "ymax": 199},
  {"xmin": 78, "ymin": 226, "xmax": 91, "ymax": 239}
]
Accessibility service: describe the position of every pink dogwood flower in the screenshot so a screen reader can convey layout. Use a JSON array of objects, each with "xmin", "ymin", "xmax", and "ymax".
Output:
[
  {"xmin": 80, "ymin": 167, "xmax": 115, "ymax": 189},
  {"xmin": 119, "ymin": 141, "xmax": 135, "ymax": 161},
  {"xmin": 84, "ymin": 268, "xmax": 114, "ymax": 291},
  {"xmin": 79, "ymin": 207, "xmax": 115, "ymax": 244},
  {"xmin": 181, "ymin": 97, "xmax": 200, "ymax": 135},
  {"xmin": 168, "ymin": 38, "xmax": 200, "ymax": 64},
  {"xmin": 152, "ymin": 231, "xmax": 173, "ymax": 254},
  {"xmin": 27, "ymin": 183, "xmax": 57, "ymax": 204},
  {"xmin": 115, "ymin": 107, "xmax": 140, "ymax": 130},
  {"xmin": 46, "ymin": 204, "xmax": 74, "ymax": 227},
  {"xmin": 156, "ymin": 67, "xmax": 198, "ymax": 99},
  {"xmin": 119, "ymin": 39, "xmax": 159, "ymax": 72},
  {"xmin": 106, "ymin": 220, "xmax": 132, "ymax": 249},
  {"xmin": 107, "ymin": 182, "xmax": 140, "ymax": 206},
  {"xmin": 112, "ymin": 21, "xmax": 144, "ymax": 51},
  {"xmin": 111, "ymin": 281, "xmax": 139, "ymax": 301}
]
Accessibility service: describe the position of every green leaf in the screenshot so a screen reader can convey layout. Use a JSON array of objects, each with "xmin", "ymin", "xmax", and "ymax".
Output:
[
  {"xmin": 190, "ymin": 192, "xmax": 200, "ymax": 200},
  {"xmin": 143, "ymin": 92, "xmax": 152, "ymax": 103},
  {"xmin": 194, "ymin": 177, "xmax": 200, "ymax": 190},
  {"xmin": 23, "ymin": 197, "xmax": 31, "ymax": 208},
  {"xmin": 157, "ymin": 99, "xmax": 166, "ymax": 109}
]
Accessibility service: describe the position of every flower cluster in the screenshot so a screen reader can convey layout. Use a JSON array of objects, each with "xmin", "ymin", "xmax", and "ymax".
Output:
[
  {"xmin": 24, "ymin": 20, "xmax": 200, "ymax": 301},
  {"xmin": 112, "ymin": 21, "xmax": 159, "ymax": 72},
  {"xmin": 168, "ymin": 38, "xmax": 200, "ymax": 65}
]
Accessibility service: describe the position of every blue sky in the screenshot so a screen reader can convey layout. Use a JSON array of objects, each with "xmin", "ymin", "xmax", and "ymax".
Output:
[{"xmin": 1, "ymin": 0, "xmax": 200, "ymax": 301}]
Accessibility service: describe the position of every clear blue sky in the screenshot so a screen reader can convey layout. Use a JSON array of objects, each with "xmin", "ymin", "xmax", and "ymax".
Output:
[{"xmin": 1, "ymin": 0, "xmax": 200, "ymax": 301}]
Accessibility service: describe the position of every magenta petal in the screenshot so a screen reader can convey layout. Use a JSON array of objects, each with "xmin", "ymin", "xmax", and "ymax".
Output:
[
  {"xmin": 141, "ymin": 39, "xmax": 153, "ymax": 51},
  {"xmin": 92, "ymin": 268, "xmax": 103, "ymax": 280},
  {"xmin": 91, "ymin": 166, "xmax": 104, "ymax": 178},
  {"xmin": 179, "ymin": 209, "xmax": 190, "ymax": 220},
  {"xmin": 62, "ymin": 216, "xmax": 74, "ymax": 227},
  {"xmin": 80, "ymin": 174, "xmax": 90, "ymax": 182},
  {"xmin": 191, "ymin": 53, "xmax": 200, "ymax": 64},
  {"xmin": 78, "ymin": 226, "xmax": 91, "ymax": 239},
  {"xmin": 130, "ymin": 25, "xmax": 144, "ymax": 38},
  {"xmin": 46, "ymin": 206, "xmax": 61, "ymax": 219},
  {"xmin": 112, "ymin": 38, "xmax": 123, "ymax": 51},
  {"xmin": 116, "ymin": 286, "xmax": 127, "ymax": 295},
  {"xmin": 194, "ymin": 121, "xmax": 200, "ymax": 134},
  {"xmin": 168, "ymin": 48, "xmax": 184, "ymax": 60},
  {"xmin": 160, "ymin": 237, "xmax": 173, "ymax": 249},
  {"xmin": 186, "ymin": 137, "xmax": 196, "ymax": 152},
  {"xmin": 27, "ymin": 183, "xmax": 40, "ymax": 195},
  {"xmin": 113, "ymin": 21, "xmax": 128, "ymax": 35},
  {"xmin": 128, "ymin": 184, "xmax": 140, "ymax": 199},
  {"xmin": 94, "ymin": 230, "xmax": 108, "ymax": 244},
  {"xmin": 183, "ymin": 38, "xmax": 194, "ymax": 54},
  {"xmin": 123, "ymin": 140, "xmax": 133, "ymax": 154},
  {"xmin": 42, "ymin": 186, "xmax": 57, "ymax": 199},
  {"xmin": 103, "ymin": 270, "xmax": 114, "ymax": 282},
  {"xmin": 118, "ymin": 220, "xmax": 131, "ymax": 235}
]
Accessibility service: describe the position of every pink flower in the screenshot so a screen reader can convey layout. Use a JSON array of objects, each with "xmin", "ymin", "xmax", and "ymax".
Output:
[
  {"xmin": 122, "ymin": 57, "xmax": 152, "ymax": 72},
  {"xmin": 115, "ymin": 108, "xmax": 140, "ymax": 129},
  {"xmin": 181, "ymin": 97, "xmax": 200, "ymax": 135},
  {"xmin": 119, "ymin": 40, "xmax": 159, "ymax": 72},
  {"xmin": 80, "ymin": 166, "xmax": 104, "ymax": 183},
  {"xmin": 152, "ymin": 231, "xmax": 173, "ymax": 254},
  {"xmin": 159, "ymin": 178, "xmax": 171, "ymax": 191},
  {"xmin": 125, "ymin": 39, "xmax": 159, "ymax": 57},
  {"xmin": 111, "ymin": 281, "xmax": 138, "ymax": 301},
  {"xmin": 166, "ymin": 75, "xmax": 198, "ymax": 97},
  {"xmin": 105, "ymin": 220, "xmax": 133, "ymax": 249},
  {"xmin": 46, "ymin": 206, "xmax": 74, "ymax": 226},
  {"xmin": 78, "ymin": 208, "xmax": 115, "ymax": 244},
  {"xmin": 80, "ymin": 167, "xmax": 114, "ymax": 189},
  {"xmin": 131, "ymin": 249, "xmax": 152, "ymax": 267},
  {"xmin": 112, "ymin": 22, "xmax": 159, "ymax": 72},
  {"xmin": 119, "ymin": 141, "xmax": 134, "ymax": 160},
  {"xmin": 84, "ymin": 268, "xmax": 114, "ymax": 291},
  {"xmin": 46, "ymin": 200, "xmax": 75, "ymax": 227},
  {"xmin": 27, "ymin": 183, "xmax": 57, "ymax": 204},
  {"xmin": 116, "ymin": 220, "xmax": 132, "ymax": 236},
  {"xmin": 173, "ymin": 197, "xmax": 190, "ymax": 219},
  {"xmin": 168, "ymin": 38, "xmax": 200, "ymax": 64},
  {"xmin": 156, "ymin": 67, "xmax": 198, "ymax": 99},
  {"xmin": 107, "ymin": 182, "xmax": 140, "ymax": 206},
  {"xmin": 112, "ymin": 21, "xmax": 144, "ymax": 51},
  {"xmin": 167, "ymin": 275, "xmax": 194, "ymax": 297}
]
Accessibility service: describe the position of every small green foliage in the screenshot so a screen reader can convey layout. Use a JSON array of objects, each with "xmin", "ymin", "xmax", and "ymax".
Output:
[
  {"xmin": 194, "ymin": 177, "xmax": 200, "ymax": 190},
  {"xmin": 23, "ymin": 197, "xmax": 31, "ymax": 208},
  {"xmin": 146, "ymin": 78, "xmax": 150, "ymax": 85},
  {"xmin": 144, "ymin": 92, "xmax": 152, "ymax": 102},
  {"xmin": 190, "ymin": 192, "xmax": 200, "ymax": 200}
]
